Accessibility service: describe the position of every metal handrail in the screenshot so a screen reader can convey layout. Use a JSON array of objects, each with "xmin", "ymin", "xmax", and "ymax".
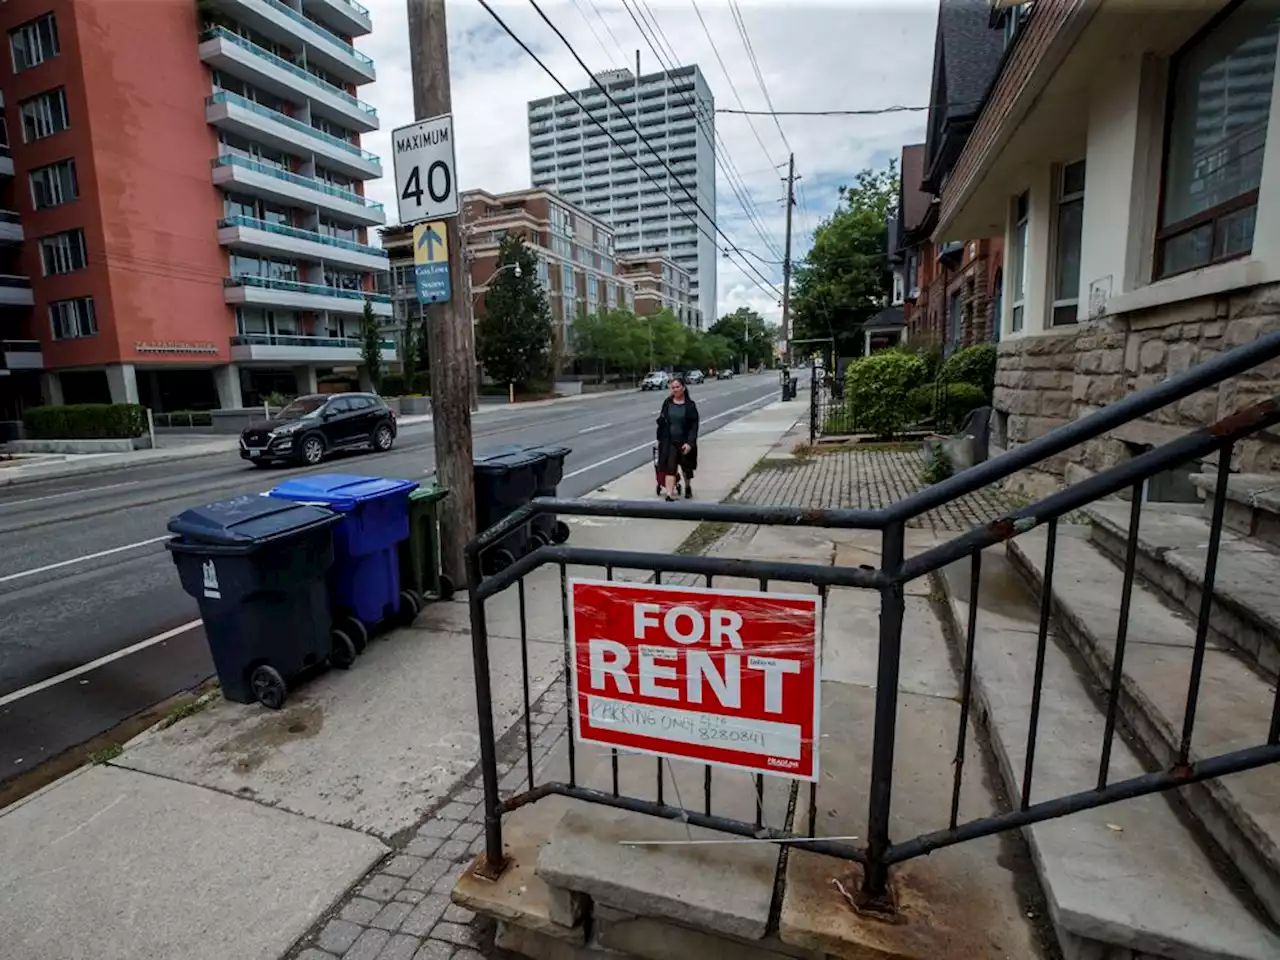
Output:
[
  {"xmin": 200, "ymin": 27, "xmax": 376, "ymax": 115},
  {"xmin": 211, "ymin": 155, "xmax": 383, "ymax": 211},
  {"xmin": 231, "ymin": 332, "xmax": 393, "ymax": 349},
  {"xmin": 218, "ymin": 214, "xmax": 388, "ymax": 259},
  {"xmin": 260, "ymin": 0, "xmax": 374, "ymax": 68},
  {"xmin": 205, "ymin": 91, "xmax": 380, "ymax": 164},
  {"xmin": 225, "ymin": 274, "xmax": 391, "ymax": 303}
]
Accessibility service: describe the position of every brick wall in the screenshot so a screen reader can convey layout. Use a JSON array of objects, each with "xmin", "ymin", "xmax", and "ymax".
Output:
[{"xmin": 993, "ymin": 281, "xmax": 1280, "ymax": 496}]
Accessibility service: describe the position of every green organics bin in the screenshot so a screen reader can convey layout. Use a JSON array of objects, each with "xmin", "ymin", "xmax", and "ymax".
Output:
[{"xmin": 401, "ymin": 483, "xmax": 453, "ymax": 601}]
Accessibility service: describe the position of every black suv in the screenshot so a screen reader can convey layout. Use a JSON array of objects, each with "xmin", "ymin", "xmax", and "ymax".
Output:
[{"xmin": 240, "ymin": 392, "xmax": 397, "ymax": 468}]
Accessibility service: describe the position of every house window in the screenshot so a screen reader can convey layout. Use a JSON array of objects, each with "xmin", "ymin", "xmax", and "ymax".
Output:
[
  {"xmin": 20, "ymin": 88, "xmax": 68, "ymax": 142},
  {"xmin": 1157, "ymin": 0, "xmax": 1280, "ymax": 278},
  {"xmin": 10, "ymin": 13, "xmax": 58, "ymax": 73},
  {"xmin": 49, "ymin": 297, "xmax": 96, "ymax": 340},
  {"xmin": 30, "ymin": 159, "xmax": 78, "ymax": 209},
  {"xmin": 40, "ymin": 229, "xmax": 87, "ymax": 275},
  {"xmin": 1011, "ymin": 191, "xmax": 1029, "ymax": 332},
  {"xmin": 1052, "ymin": 159, "xmax": 1086, "ymax": 326},
  {"xmin": 948, "ymin": 287, "xmax": 962, "ymax": 353}
]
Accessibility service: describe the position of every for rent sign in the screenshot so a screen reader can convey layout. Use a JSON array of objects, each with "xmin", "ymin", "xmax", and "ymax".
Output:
[{"xmin": 568, "ymin": 580, "xmax": 821, "ymax": 781}]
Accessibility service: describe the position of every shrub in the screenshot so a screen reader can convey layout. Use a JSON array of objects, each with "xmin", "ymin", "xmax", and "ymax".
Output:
[
  {"xmin": 939, "ymin": 382, "xmax": 989, "ymax": 431},
  {"xmin": 940, "ymin": 343, "xmax": 997, "ymax": 397},
  {"xmin": 380, "ymin": 374, "xmax": 407, "ymax": 397},
  {"xmin": 905, "ymin": 383, "xmax": 939, "ymax": 425},
  {"xmin": 920, "ymin": 443, "xmax": 954, "ymax": 485},
  {"xmin": 843, "ymin": 351, "xmax": 927, "ymax": 437},
  {"xmin": 24, "ymin": 403, "xmax": 147, "ymax": 439}
]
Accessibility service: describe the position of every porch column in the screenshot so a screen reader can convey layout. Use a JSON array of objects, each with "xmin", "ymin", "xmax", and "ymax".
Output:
[
  {"xmin": 293, "ymin": 365, "xmax": 318, "ymax": 395},
  {"xmin": 214, "ymin": 364, "xmax": 242, "ymax": 409},
  {"xmin": 864, "ymin": 333, "xmax": 872, "ymax": 357}
]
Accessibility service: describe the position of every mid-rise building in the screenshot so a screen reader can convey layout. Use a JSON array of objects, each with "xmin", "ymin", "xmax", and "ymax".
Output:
[
  {"xmin": 617, "ymin": 253, "xmax": 700, "ymax": 329},
  {"xmin": 527, "ymin": 64, "xmax": 716, "ymax": 327},
  {"xmin": 0, "ymin": 0, "xmax": 390, "ymax": 418}
]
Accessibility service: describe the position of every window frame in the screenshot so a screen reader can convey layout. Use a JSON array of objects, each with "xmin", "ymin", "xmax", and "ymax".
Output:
[
  {"xmin": 1010, "ymin": 191, "xmax": 1030, "ymax": 333},
  {"xmin": 29, "ymin": 158, "xmax": 78, "ymax": 210},
  {"xmin": 10, "ymin": 13, "xmax": 59, "ymax": 74},
  {"xmin": 49, "ymin": 297, "xmax": 96, "ymax": 340},
  {"xmin": 19, "ymin": 87, "xmax": 69, "ymax": 143},
  {"xmin": 1051, "ymin": 159, "xmax": 1087, "ymax": 327},
  {"xmin": 1153, "ymin": 0, "xmax": 1278, "ymax": 279},
  {"xmin": 39, "ymin": 228, "xmax": 87, "ymax": 276}
]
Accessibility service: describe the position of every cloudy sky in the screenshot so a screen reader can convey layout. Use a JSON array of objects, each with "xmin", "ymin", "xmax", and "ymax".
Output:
[{"xmin": 356, "ymin": 0, "xmax": 939, "ymax": 324}]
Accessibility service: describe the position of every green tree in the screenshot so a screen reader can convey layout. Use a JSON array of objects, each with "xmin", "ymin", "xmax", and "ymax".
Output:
[
  {"xmin": 647, "ymin": 309, "xmax": 689, "ymax": 369},
  {"xmin": 476, "ymin": 235, "xmax": 553, "ymax": 389},
  {"xmin": 709, "ymin": 307, "xmax": 776, "ymax": 370},
  {"xmin": 791, "ymin": 161, "xmax": 899, "ymax": 357},
  {"xmin": 360, "ymin": 299, "xmax": 384, "ymax": 391}
]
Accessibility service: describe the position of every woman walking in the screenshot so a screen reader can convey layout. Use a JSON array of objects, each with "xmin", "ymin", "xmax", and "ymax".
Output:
[{"xmin": 655, "ymin": 374, "xmax": 699, "ymax": 501}]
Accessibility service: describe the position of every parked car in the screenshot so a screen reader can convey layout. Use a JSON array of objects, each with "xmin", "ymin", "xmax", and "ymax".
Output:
[
  {"xmin": 717, "ymin": 369, "xmax": 735, "ymax": 380},
  {"xmin": 685, "ymin": 369, "xmax": 705, "ymax": 385},
  {"xmin": 240, "ymin": 393, "xmax": 397, "ymax": 468},
  {"xmin": 640, "ymin": 371, "xmax": 669, "ymax": 391}
]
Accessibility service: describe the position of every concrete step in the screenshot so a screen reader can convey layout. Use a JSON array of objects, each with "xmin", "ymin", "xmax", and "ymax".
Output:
[
  {"xmin": 937, "ymin": 549, "xmax": 1280, "ymax": 960},
  {"xmin": 1009, "ymin": 526, "xmax": 1280, "ymax": 934},
  {"xmin": 1086, "ymin": 500, "xmax": 1280, "ymax": 678}
]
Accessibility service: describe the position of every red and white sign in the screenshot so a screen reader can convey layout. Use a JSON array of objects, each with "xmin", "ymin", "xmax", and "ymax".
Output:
[{"xmin": 568, "ymin": 579, "xmax": 822, "ymax": 781}]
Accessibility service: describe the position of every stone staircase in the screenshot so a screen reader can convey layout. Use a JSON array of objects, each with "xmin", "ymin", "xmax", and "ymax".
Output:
[{"xmin": 932, "ymin": 476, "xmax": 1280, "ymax": 959}]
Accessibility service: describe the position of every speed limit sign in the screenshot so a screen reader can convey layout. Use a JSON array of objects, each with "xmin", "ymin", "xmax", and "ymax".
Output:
[{"xmin": 392, "ymin": 114, "xmax": 459, "ymax": 224}]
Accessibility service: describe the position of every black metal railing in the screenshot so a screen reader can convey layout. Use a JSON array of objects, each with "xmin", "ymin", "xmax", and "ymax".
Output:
[
  {"xmin": 467, "ymin": 329, "xmax": 1280, "ymax": 906},
  {"xmin": 808, "ymin": 364, "xmax": 858, "ymax": 442}
]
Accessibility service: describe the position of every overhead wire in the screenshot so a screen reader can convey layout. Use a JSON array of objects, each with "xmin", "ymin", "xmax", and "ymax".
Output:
[
  {"xmin": 727, "ymin": 0, "xmax": 791, "ymax": 154},
  {"xmin": 479, "ymin": 0, "xmax": 781, "ymax": 301},
  {"xmin": 568, "ymin": 0, "xmax": 613, "ymax": 67}
]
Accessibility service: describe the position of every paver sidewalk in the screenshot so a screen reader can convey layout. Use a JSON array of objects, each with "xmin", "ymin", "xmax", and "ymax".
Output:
[{"xmin": 0, "ymin": 401, "xmax": 802, "ymax": 960}]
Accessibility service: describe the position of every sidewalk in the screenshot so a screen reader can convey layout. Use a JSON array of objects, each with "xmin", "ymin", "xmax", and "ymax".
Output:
[{"xmin": 0, "ymin": 400, "xmax": 803, "ymax": 960}]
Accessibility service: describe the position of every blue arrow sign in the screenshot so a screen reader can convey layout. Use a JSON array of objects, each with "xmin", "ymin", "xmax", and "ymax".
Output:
[{"xmin": 417, "ymin": 224, "xmax": 444, "ymax": 260}]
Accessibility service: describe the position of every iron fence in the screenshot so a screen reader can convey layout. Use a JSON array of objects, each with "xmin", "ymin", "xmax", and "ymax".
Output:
[{"xmin": 467, "ymin": 329, "xmax": 1280, "ymax": 906}]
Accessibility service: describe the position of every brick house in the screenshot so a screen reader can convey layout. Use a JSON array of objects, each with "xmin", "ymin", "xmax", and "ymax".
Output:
[{"xmin": 932, "ymin": 0, "xmax": 1280, "ymax": 495}]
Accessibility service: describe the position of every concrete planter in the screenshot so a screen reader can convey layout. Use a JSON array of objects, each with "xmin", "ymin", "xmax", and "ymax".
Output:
[
  {"xmin": 209, "ymin": 407, "xmax": 281, "ymax": 435},
  {"xmin": 7, "ymin": 436, "xmax": 152, "ymax": 454},
  {"xmin": 382, "ymin": 397, "xmax": 402, "ymax": 416},
  {"xmin": 553, "ymin": 380, "xmax": 584, "ymax": 396},
  {"xmin": 398, "ymin": 396, "xmax": 431, "ymax": 415}
]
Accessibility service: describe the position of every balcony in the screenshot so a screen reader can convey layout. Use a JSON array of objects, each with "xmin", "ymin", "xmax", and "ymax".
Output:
[
  {"xmin": 0, "ymin": 210, "xmax": 22, "ymax": 243},
  {"xmin": 218, "ymin": 214, "xmax": 389, "ymax": 271},
  {"xmin": 211, "ymin": 156, "xmax": 385, "ymax": 227},
  {"xmin": 1, "ymin": 340, "xmax": 43, "ymax": 371},
  {"xmin": 204, "ymin": 0, "xmax": 375, "ymax": 84},
  {"xmin": 224, "ymin": 275, "xmax": 394, "ymax": 315},
  {"xmin": 0, "ymin": 275, "xmax": 32, "ymax": 307},
  {"xmin": 301, "ymin": 0, "xmax": 372, "ymax": 38},
  {"xmin": 205, "ymin": 91, "xmax": 381, "ymax": 180},
  {"xmin": 230, "ymin": 332, "xmax": 397, "ymax": 363},
  {"xmin": 199, "ymin": 28, "xmax": 377, "ymax": 133},
  {"xmin": 0, "ymin": 145, "xmax": 11, "ymax": 178}
]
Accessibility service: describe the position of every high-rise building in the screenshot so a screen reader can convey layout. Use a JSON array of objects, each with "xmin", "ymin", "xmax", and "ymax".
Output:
[
  {"xmin": 0, "ymin": 0, "xmax": 390, "ymax": 418},
  {"xmin": 527, "ymin": 64, "xmax": 715, "ymax": 329}
]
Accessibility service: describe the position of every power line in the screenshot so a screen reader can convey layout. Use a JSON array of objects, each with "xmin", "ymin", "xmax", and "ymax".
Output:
[
  {"xmin": 727, "ymin": 0, "xmax": 790, "ymax": 154},
  {"xmin": 587, "ymin": 0, "xmax": 628, "ymax": 62},
  {"xmin": 481, "ymin": 0, "xmax": 781, "ymax": 301},
  {"xmin": 717, "ymin": 101, "xmax": 983, "ymax": 117},
  {"xmin": 568, "ymin": 0, "xmax": 612, "ymax": 67}
]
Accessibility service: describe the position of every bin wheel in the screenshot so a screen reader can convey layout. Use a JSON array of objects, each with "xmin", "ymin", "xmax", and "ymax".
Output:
[
  {"xmin": 435, "ymin": 573, "xmax": 455, "ymax": 601},
  {"xmin": 531, "ymin": 530, "xmax": 550, "ymax": 549},
  {"xmin": 341, "ymin": 616, "xmax": 369, "ymax": 653},
  {"xmin": 552, "ymin": 521, "xmax": 571, "ymax": 544},
  {"xmin": 399, "ymin": 589, "xmax": 423, "ymax": 623},
  {"xmin": 250, "ymin": 665, "xmax": 287, "ymax": 710},
  {"xmin": 330, "ymin": 629, "xmax": 357, "ymax": 669},
  {"xmin": 488, "ymin": 548, "xmax": 516, "ymax": 574}
]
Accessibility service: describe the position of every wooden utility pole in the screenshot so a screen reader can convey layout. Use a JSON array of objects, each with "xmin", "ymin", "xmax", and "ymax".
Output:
[
  {"xmin": 780, "ymin": 153, "xmax": 796, "ymax": 364},
  {"xmin": 407, "ymin": 0, "xmax": 476, "ymax": 584}
]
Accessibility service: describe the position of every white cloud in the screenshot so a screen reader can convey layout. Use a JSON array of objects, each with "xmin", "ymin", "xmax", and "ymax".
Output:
[{"xmin": 358, "ymin": 0, "xmax": 938, "ymax": 324}]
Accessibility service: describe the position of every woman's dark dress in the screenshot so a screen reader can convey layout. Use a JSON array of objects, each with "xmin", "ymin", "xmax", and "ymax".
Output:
[{"xmin": 656, "ymin": 396, "xmax": 699, "ymax": 479}]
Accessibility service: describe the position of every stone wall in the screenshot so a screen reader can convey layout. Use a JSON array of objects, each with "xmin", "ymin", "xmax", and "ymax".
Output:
[{"xmin": 992, "ymin": 280, "xmax": 1280, "ymax": 497}]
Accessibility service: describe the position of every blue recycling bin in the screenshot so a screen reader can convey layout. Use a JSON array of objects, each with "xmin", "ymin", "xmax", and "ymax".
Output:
[
  {"xmin": 474, "ymin": 449, "xmax": 543, "ymax": 571},
  {"xmin": 167, "ymin": 494, "xmax": 347, "ymax": 710},
  {"xmin": 268, "ymin": 474, "xmax": 419, "ymax": 640}
]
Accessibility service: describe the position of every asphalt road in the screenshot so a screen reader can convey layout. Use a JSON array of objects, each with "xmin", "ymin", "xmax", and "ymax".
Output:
[{"xmin": 0, "ymin": 374, "xmax": 785, "ymax": 783}]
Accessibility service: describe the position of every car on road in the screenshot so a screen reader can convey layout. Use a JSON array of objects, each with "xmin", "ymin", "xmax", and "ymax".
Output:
[
  {"xmin": 640, "ymin": 371, "xmax": 669, "ymax": 391},
  {"xmin": 717, "ymin": 369, "xmax": 735, "ymax": 380},
  {"xmin": 685, "ymin": 369, "xmax": 705, "ymax": 385},
  {"xmin": 240, "ymin": 392, "xmax": 397, "ymax": 468}
]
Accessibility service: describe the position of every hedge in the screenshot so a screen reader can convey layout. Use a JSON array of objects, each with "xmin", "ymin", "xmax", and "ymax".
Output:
[
  {"xmin": 940, "ymin": 343, "xmax": 997, "ymax": 397},
  {"xmin": 843, "ymin": 351, "xmax": 927, "ymax": 437},
  {"xmin": 24, "ymin": 403, "xmax": 148, "ymax": 440},
  {"xmin": 907, "ymin": 382, "xmax": 988, "ymax": 432}
]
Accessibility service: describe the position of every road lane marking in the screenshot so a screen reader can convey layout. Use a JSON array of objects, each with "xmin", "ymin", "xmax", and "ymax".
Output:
[
  {"xmin": 563, "ymin": 393, "xmax": 776, "ymax": 480},
  {"xmin": 0, "ymin": 535, "xmax": 169, "ymax": 585},
  {"xmin": 577, "ymin": 422, "xmax": 613, "ymax": 435},
  {"xmin": 0, "ymin": 480, "xmax": 141, "ymax": 509},
  {"xmin": 0, "ymin": 618, "xmax": 203, "ymax": 709}
]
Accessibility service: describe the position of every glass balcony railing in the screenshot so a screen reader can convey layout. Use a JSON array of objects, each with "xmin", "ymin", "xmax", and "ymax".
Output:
[
  {"xmin": 0, "ymin": 273, "xmax": 31, "ymax": 288},
  {"xmin": 0, "ymin": 209, "xmax": 20, "ymax": 224},
  {"xmin": 2, "ymin": 339, "xmax": 41, "ymax": 352},
  {"xmin": 201, "ymin": 27, "xmax": 376, "ymax": 117},
  {"xmin": 212, "ymin": 155, "xmax": 383, "ymax": 212},
  {"xmin": 261, "ymin": 0, "xmax": 374, "ymax": 69},
  {"xmin": 330, "ymin": 0, "xmax": 370, "ymax": 18},
  {"xmin": 225, "ymin": 274, "xmax": 391, "ymax": 303},
  {"xmin": 219, "ymin": 214, "xmax": 389, "ymax": 259},
  {"xmin": 206, "ymin": 91, "xmax": 380, "ymax": 164},
  {"xmin": 232, "ymin": 332, "xmax": 394, "ymax": 350}
]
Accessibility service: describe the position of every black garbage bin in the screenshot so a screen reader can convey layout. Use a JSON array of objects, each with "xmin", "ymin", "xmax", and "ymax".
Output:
[
  {"xmin": 521, "ymin": 444, "xmax": 572, "ymax": 546},
  {"xmin": 473, "ymin": 449, "xmax": 542, "ymax": 573},
  {"xmin": 167, "ymin": 494, "xmax": 351, "ymax": 710}
]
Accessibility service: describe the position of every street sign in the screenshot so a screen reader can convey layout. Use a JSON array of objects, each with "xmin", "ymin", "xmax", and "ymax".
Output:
[
  {"xmin": 568, "ymin": 579, "xmax": 822, "ymax": 781},
  {"xmin": 392, "ymin": 114, "xmax": 459, "ymax": 224},
  {"xmin": 413, "ymin": 221, "xmax": 451, "ymax": 304}
]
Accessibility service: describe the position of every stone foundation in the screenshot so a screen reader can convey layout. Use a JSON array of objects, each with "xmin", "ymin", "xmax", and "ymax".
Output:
[{"xmin": 992, "ymin": 279, "xmax": 1280, "ymax": 494}]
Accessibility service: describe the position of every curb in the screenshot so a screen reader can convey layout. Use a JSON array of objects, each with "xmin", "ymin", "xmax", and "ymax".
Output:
[{"xmin": 0, "ymin": 445, "xmax": 237, "ymax": 489}]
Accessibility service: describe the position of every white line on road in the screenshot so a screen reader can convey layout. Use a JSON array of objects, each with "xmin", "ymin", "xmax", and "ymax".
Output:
[
  {"xmin": 0, "ymin": 535, "xmax": 170, "ymax": 585},
  {"xmin": 0, "ymin": 479, "xmax": 141, "ymax": 509},
  {"xmin": 0, "ymin": 618, "xmax": 203, "ymax": 709},
  {"xmin": 577, "ymin": 422, "xmax": 613, "ymax": 435}
]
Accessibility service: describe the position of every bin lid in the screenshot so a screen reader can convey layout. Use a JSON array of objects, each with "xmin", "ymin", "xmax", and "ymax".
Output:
[
  {"xmin": 167, "ymin": 494, "xmax": 337, "ymax": 546},
  {"xmin": 524, "ymin": 444, "xmax": 571, "ymax": 459},
  {"xmin": 473, "ymin": 449, "xmax": 544, "ymax": 475},
  {"xmin": 409, "ymin": 483, "xmax": 449, "ymax": 504},
  {"xmin": 268, "ymin": 473, "xmax": 419, "ymax": 512}
]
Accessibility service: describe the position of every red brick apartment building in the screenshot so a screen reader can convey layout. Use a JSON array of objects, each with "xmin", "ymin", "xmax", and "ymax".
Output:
[
  {"xmin": 617, "ymin": 253, "xmax": 701, "ymax": 330},
  {"xmin": 0, "ymin": 0, "xmax": 389, "ymax": 419}
]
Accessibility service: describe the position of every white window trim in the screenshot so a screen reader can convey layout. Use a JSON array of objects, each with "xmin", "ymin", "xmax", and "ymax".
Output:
[
  {"xmin": 1009, "ymin": 192, "xmax": 1030, "ymax": 335},
  {"xmin": 1049, "ymin": 159, "xmax": 1086, "ymax": 327}
]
